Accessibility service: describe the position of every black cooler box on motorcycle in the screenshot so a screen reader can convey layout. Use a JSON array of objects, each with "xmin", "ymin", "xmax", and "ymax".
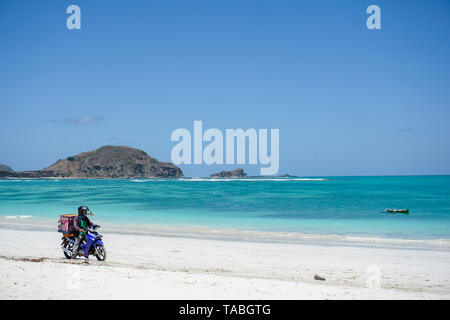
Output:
[{"xmin": 58, "ymin": 214, "xmax": 77, "ymax": 234}]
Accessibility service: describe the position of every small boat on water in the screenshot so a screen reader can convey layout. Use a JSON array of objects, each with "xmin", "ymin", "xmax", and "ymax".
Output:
[{"xmin": 384, "ymin": 209, "xmax": 409, "ymax": 214}]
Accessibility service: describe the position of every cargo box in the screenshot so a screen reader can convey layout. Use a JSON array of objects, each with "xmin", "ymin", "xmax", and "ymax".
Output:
[{"xmin": 58, "ymin": 214, "xmax": 77, "ymax": 233}]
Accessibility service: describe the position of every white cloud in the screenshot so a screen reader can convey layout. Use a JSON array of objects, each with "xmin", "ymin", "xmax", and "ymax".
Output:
[{"xmin": 65, "ymin": 115, "xmax": 104, "ymax": 125}]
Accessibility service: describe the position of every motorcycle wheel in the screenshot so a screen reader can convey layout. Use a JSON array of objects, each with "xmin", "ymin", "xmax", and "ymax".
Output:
[
  {"xmin": 63, "ymin": 241, "xmax": 73, "ymax": 259},
  {"xmin": 95, "ymin": 245, "xmax": 106, "ymax": 261}
]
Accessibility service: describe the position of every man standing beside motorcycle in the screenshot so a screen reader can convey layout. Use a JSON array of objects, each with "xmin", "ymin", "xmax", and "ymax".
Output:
[{"xmin": 72, "ymin": 206, "xmax": 100, "ymax": 259}]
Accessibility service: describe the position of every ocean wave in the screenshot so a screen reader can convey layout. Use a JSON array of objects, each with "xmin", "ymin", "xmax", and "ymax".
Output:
[
  {"xmin": 127, "ymin": 178, "xmax": 327, "ymax": 182},
  {"xmin": 176, "ymin": 178, "xmax": 327, "ymax": 182},
  {"xmin": 3, "ymin": 215, "xmax": 33, "ymax": 219},
  {"xmin": 338, "ymin": 235, "xmax": 450, "ymax": 248}
]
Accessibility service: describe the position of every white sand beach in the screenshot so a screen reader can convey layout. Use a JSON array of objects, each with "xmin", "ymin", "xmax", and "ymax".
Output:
[{"xmin": 0, "ymin": 225, "xmax": 449, "ymax": 300}]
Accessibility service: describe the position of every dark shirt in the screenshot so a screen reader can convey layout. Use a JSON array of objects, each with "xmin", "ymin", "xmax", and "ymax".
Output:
[{"xmin": 73, "ymin": 214, "xmax": 94, "ymax": 236}]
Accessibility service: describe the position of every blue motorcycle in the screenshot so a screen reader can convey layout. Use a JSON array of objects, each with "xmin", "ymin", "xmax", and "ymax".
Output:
[{"xmin": 61, "ymin": 226, "xmax": 106, "ymax": 261}]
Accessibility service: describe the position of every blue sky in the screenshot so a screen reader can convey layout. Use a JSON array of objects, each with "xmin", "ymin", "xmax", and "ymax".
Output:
[{"xmin": 0, "ymin": 0, "xmax": 449, "ymax": 176}]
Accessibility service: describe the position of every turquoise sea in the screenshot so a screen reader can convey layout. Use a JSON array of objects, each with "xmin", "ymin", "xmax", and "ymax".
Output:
[{"xmin": 0, "ymin": 176, "xmax": 449, "ymax": 240}]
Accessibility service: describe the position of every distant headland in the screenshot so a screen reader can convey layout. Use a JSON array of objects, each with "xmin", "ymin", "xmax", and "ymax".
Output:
[{"xmin": 0, "ymin": 146, "xmax": 183, "ymax": 179}]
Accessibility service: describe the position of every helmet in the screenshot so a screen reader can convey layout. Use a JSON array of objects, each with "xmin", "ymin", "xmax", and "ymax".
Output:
[{"xmin": 78, "ymin": 206, "xmax": 89, "ymax": 215}]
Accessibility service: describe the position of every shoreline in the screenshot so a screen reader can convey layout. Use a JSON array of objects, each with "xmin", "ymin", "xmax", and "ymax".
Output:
[{"xmin": 1, "ymin": 218, "xmax": 450, "ymax": 251}]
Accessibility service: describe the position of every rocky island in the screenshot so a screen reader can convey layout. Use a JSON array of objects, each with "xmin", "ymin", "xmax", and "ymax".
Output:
[
  {"xmin": 0, "ymin": 146, "xmax": 183, "ymax": 179},
  {"xmin": 0, "ymin": 164, "xmax": 14, "ymax": 173},
  {"xmin": 210, "ymin": 168, "xmax": 248, "ymax": 178}
]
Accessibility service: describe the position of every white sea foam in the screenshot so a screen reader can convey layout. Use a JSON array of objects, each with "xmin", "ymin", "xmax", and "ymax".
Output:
[
  {"xmin": 0, "ymin": 179, "xmax": 38, "ymax": 182},
  {"xmin": 127, "ymin": 177, "xmax": 327, "ymax": 182},
  {"xmin": 176, "ymin": 178, "xmax": 327, "ymax": 182},
  {"xmin": 3, "ymin": 215, "xmax": 32, "ymax": 219}
]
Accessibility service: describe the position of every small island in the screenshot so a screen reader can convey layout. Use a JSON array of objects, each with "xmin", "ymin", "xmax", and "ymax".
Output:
[{"xmin": 210, "ymin": 168, "xmax": 248, "ymax": 178}]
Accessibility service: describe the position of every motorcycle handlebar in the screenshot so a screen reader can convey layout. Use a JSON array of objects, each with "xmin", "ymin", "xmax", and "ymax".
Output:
[{"xmin": 86, "ymin": 225, "xmax": 99, "ymax": 232}]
